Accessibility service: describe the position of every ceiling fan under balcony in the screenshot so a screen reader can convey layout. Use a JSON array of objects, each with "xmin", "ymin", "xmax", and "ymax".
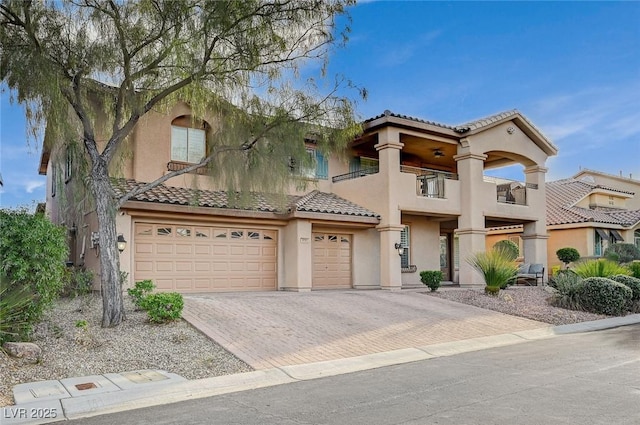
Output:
[{"xmin": 433, "ymin": 148, "xmax": 445, "ymax": 158}]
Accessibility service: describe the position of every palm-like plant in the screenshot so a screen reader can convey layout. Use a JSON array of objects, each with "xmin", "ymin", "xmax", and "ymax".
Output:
[{"xmin": 467, "ymin": 248, "xmax": 518, "ymax": 294}]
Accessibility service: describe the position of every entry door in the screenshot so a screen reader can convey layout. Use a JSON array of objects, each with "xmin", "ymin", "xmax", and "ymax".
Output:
[{"xmin": 439, "ymin": 234, "xmax": 451, "ymax": 281}]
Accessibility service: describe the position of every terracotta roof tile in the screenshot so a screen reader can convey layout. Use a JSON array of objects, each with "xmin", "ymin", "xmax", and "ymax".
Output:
[
  {"xmin": 113, "ymin": 180, "xmax": 379, "ymax": 219},
  {"xmin": 546, "ymin": 178, "xmax": 640, "ymax": 227}
]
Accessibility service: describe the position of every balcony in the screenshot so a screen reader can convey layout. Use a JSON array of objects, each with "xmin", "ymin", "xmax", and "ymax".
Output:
[
  {"xmin": 483, "ymin": 176, "xmax": 537, "ymax": 206},
  {"xmin": 400, "ymin": 166, "xmax": 458, "ymax": 199},
  {"xmin": 332, "ymin": 166, "xmax": 379, "ymax": 183}
]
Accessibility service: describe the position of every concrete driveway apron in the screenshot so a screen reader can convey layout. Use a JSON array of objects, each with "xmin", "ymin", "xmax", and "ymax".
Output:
[{"xmin": 182, "ymin": 290, "xmax": 548, "ymax": 369}]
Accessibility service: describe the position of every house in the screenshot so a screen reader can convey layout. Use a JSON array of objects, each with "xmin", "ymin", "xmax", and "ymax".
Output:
[
  {"xmin": 487, "ymin": 169, "xmax": 640, "ymax": 272},
  {"xmin": 40, "ymin": 106, "xmax": 557, "ymax": 292}
]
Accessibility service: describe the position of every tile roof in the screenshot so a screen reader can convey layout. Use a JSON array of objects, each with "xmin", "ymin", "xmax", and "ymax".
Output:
[
  {"xmin": 113, "ymin": 180, "xmax": 379, "ymax": 219},
  {"xmin": 546, "ymin": 178, "xmax": 640, "ymax": 227},
  {"xmin": 363, "ymin": 110, "xmax": 458, "ymax": 130}
]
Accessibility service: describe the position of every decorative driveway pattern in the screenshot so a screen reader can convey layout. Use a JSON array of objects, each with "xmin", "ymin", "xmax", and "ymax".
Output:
[{"xmin": 182, "ymin": 290, "xmax": 549, "ymax": 370}]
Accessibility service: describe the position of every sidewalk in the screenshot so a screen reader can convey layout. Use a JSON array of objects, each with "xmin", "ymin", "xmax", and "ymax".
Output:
[{"xmin": 3, "ymin": 314, "xmax": 638, "ymax": 425}]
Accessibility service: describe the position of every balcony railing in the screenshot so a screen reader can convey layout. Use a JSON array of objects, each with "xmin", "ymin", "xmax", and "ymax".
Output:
[
  {"xmin": 401, "ymin": 166, "xmax": 458, "ymax": 199},
  {"xmin": 483, "ymin": 176, "xmax": 535, "ymax": 206},
  {"xmin": 332, "ymin": 166, "xmax": 379, "ymax": 183}
]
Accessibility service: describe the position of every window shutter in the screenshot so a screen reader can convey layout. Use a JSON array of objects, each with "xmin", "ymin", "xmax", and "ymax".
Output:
[
  {"xmin": 315, "ymin": 151, "xmax": 328, "ymax": 179},
  {"xmin": 400, "ymin": 226, "xmax": 410, "ymax": 268}
]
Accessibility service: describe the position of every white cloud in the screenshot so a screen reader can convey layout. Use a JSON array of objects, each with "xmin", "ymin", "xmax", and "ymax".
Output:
[
  {"xmin": 25, "ymin": 180, "xmax": 45, "ymax": 193},
  {"xmin": 378, "ymin": 30, "xmax": 442, "ymax": 68}
]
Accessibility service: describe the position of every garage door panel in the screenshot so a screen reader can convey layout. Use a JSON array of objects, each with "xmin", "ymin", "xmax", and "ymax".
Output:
[
  {"xmin": 134, "ymin": 222, "xmax": 276, "ymax": 293},
  {"xmin": 156, "ymin": 262, "xmax": 173, "ymax": 272},
  {"xmin": 313, "ymin": 232, "xmax": 351, "ymax": 289},
  {"xmin": 175, "ymin": 244, "xmax": 192, "ymax": 255},
  {"xmin": 156, "ymin": 244, "xmax": 173, "ymax": 254},
  {"xmin": 195, "ymin": 262, "xmax": 210, "ymax": 272}
]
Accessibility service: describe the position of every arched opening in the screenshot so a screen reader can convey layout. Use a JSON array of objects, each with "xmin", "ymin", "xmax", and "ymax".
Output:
[{"xmin": 170, "ymin": 115, "xmax": 209, "ymax": 164}]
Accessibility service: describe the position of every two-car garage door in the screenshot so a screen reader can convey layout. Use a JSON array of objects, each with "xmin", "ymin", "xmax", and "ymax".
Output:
[{"xmin": 134, "ymin": 222, "xmax": 277, "ymax": 292}]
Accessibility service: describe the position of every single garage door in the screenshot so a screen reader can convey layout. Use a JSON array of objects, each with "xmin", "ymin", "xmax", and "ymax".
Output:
[
  {"xmin": 312, "ymin": 233, "xmax": 352, "ymax": 289},
  {"xmin": 134, "ymin": 222, "xmax": 277, "ymax": 292}
]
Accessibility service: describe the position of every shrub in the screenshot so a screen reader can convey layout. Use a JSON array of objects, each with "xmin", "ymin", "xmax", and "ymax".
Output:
[
  {"xmin": 604, "ymin": 243, "xmax": 640, "ymax": 264},
  {"xmin": 556, "ymin": 247, "xmax": 580, "ymax": 267},
  {"xmin": 0, "ymin": 274, "xmax": 36, "ymax": 344},
  {"xmin": 580, "ymin": 277, "xmax": 632, "ymax": 316},
  {"xmin": 420, "ymin": 270, "xmax": 443, "ymax": 292},
  {"xmin": 493, "ymin": 240, "xmax": 519, "ymax": 261},
  {"xmin": 127, "ymin": 280, "xmax": 155, "ymax": 308},
  {"xmin": 140, "ymin": 292, "xmax": 184, "ymax": 323},
  {"xmin": 608, "ymin": 274, "xmax": 640, "ymax": 313},
  {"xmin": 573, "ymin": 259, "xmax": 629, "ymax": 278},
  {"xmin": 549, "ymin": 271, "xmax": 584, "ymax": 311},
  {"xmin": 0, "ymin": 208, "xmax": 68, "ymax": 338},
  {"xmin": 628, "ymin": 262, "xmax": 640, "ymax": 279},
  {"xmin": 467, "ymin": 250, "xmax": 518, "ymax": 291},
  {"xmin": 61, "ymin": 268, "xmax": 94, "ymax": 298}
]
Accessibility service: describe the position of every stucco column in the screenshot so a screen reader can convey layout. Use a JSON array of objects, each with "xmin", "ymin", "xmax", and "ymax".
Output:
[
  {"xmin": 522, "ymin": 165, "xmax": 550, "ymax": 282},
  {"xmin": 115, "ymin": 212, "xmax": 133, "ymax": 290},
  {"xmin": 454, "ymin": 147, "xmax": 488, "ymax": 287},
  {"xmin": 374, "ymin": 128, "xmax": 404, "ymax": 289},
  {"xmin": 282, "ymin": 220, "xmax": 312, "ymax": 292}
]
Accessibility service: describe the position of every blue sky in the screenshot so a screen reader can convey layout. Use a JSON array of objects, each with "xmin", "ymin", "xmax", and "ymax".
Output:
[{"xmin": 1, "ymin": 0, "xmax": 639, "ymax": 208}]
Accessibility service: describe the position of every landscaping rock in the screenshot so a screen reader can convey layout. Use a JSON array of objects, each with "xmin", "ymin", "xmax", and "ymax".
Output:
[{"xmin": 2, "ymin": 342, "xmax": 42, "ymax": 363}]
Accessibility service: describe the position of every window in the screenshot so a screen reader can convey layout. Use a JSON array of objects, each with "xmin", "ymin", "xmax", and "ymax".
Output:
[
  {"xmin": 400, "ymin": 225, "xmax": 410, "ymax": 268},
  {"xmin": 594, "ymin": 229, "xmax": 608, "ymax": 256},
  {"xmin": 176, "ymin": 227, "xmax": 191, "ymax": 237},
  {"xmin": 171, "ymin": 125, "xmax": 206, "ymax": 163},
  {"xmin": 294, "ymin": 148, "xmax": 328, "ymax": 179},
  {"xmin": 157, "ymin": 227, "xmax": 172, "ymax": 236},
  {"xmin": 635, "ymin": 230, "xmax": 640, "ymax": 251},
  {"xmin": 349, "ymin": 156, "xmax": 379, "ymax": 173},
  {"xmin": 51, "ymin": 166, "xmax": 57, "ymax": 197},
  {"xmin": 64, "ymin": 148, "xmax": 72, "ymax": 182}
]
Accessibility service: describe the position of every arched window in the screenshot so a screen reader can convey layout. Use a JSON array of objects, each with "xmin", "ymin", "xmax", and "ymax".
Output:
[{"xmin": 171, "ymin": 116, "xmax": 207, "ymax": 163}]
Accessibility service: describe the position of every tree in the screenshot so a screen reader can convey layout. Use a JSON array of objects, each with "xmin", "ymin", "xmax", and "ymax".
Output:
[
  {"xmin": 556, "ymin": 247, "xmax": 580, "ymax": 269},
  {"xmin": 1, "ymin": 0, "xmax": 362, "ymax": 327}
]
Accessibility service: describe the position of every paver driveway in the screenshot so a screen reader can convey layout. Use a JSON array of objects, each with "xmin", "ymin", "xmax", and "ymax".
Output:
[{"xmin": 182, "ymin": 290, "xmax": 548, "ymax": 369}]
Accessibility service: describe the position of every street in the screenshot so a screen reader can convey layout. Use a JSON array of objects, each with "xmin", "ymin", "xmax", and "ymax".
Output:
[{"xmin": 64, "ymin": 325, "xmax": 640, "ymax": 425}]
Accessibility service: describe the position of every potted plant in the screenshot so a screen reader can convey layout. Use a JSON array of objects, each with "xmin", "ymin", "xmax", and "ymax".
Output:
[{"xmin": 420, "ymin": 270, "xmax": 443, "ymax": 292}]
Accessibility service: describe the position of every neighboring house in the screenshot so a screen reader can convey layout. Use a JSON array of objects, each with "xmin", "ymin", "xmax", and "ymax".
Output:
[
  {"xmin": 40, "ymin": 106, "xmax": 557, "ymax": 292},
  {"xmin": 488, "ymin": 170, "xmax": 640, "ymax": 273}
]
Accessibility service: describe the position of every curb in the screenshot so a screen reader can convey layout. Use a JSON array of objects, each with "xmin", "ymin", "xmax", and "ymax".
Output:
[{"xmin": 3, "ymin": 314, "xmax": 638, "ymax": 424}]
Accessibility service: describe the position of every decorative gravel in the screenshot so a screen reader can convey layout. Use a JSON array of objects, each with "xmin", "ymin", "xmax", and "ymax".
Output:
[
  {"xmin": 0, "ymin": 295, "xmax": 252, "ymax": 407},
  {"xmin": 425, "ymin": 286, "xmax": 610, "ymax": 325}
]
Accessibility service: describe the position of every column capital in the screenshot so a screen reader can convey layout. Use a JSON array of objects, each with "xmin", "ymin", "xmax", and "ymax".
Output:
[
  {"xmin": 374, "ymin": 141, "xmax": 404, "ymax": 151},
  {"xmin": 453, "ymin": 152, "xmax": 487, "ymax": 162},
  {"xmin": 521, "ymin": 233, "xmax": 550, "ymax": 240},
  {"xmin": 376, "ymin": 224, "xmax": 405, "ymax": 232},
  {"xmin": 455, "ymin": 228, "xmax": 488, "ymax": 236},
  {"xmin": 524, "ymin": 165, "xmax": 548, "ymax": 174}
]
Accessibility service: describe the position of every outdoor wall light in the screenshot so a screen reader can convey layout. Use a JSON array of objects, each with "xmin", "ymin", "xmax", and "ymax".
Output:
[
  {"xmin": 117, "ymin": 234, "xmax": 127, "ymax": 253},
  {"xmin": 394, "ymin": 242, "xmax": 404, "ymax": 256},
  {"xmin": 90, "ymin": 231, "xmax": 100, "ymax": 249}
]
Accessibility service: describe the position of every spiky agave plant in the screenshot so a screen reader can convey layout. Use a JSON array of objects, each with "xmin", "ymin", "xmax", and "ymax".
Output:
[{"xmin": 467, "ymin": 249, "xmax": 518, "ymax": 294}]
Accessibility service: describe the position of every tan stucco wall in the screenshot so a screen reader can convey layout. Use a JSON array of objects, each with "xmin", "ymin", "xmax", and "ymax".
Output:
[
  {"xmin": 547, "ymin": 228, "xmax": 589, "ymax": 270},
  {"xmin": 400, "ymin": 215, "xmax": 441, "ymax": 286},
  {"xmin": 351, "ymin": 228, "xmax": 380, "ymax": 289},
  {"xmin": 576, "ymin": 171, "xmax": 640, "ymax": 210}
]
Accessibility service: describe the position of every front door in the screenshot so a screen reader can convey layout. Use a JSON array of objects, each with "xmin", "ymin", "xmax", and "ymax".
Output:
[{"xmin": 439, "ymin": 234, "xmax": 450, "ymax": 281}]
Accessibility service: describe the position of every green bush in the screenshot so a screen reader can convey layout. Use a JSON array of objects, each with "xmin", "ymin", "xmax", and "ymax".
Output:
[
  {"xmin": 556, "ymin": 247, "xmax": 580, "ymax": 267},
  {"xmin": 127, "ymin": 280, "xmax": 156, "ymax": 308},
  {"xmin": 493, "ymin": 240, "xmax": 519, "ymax": 261},
  {"xmin": 467, "ymin": 249, "xmax": 518, "ymax": 291},
  {"xmin": 608, "ymin": 274, "xmax": 640, "ymax": 313},
  {"xmin": 420, "ymin": 270, "xmax": 443, "ymax": 292},
  {"xmin": 140, "ymin": 292, "xmax": 184, "ymax": 323},
  {"xmin": 604, "ymin": 243, "xmax": 640, "ymax": 264},
  {"xmin": 0, "ymin": 208, "xmax": 69, "ymax": 338},
  {"xmin": 580, "ymin": 277, "xmax": 632, "ymax": 316},
  {"xmin": 0, "ymin": 274, "xmax": 36, "ymax": 344},
  {"xmin": 549, "ymin": 271, "xmax": 584, "ymax": 311},
  {"xmin": 628, "ymin": 262, "xmax": 640, "ymax": 279},
  {"xmin": 573, "ymin": 259, "xmax": 629, "ymax": 278},
  {"xmin": 61, "ymin": 268, "xmax": 94, "ymax": 298}
]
